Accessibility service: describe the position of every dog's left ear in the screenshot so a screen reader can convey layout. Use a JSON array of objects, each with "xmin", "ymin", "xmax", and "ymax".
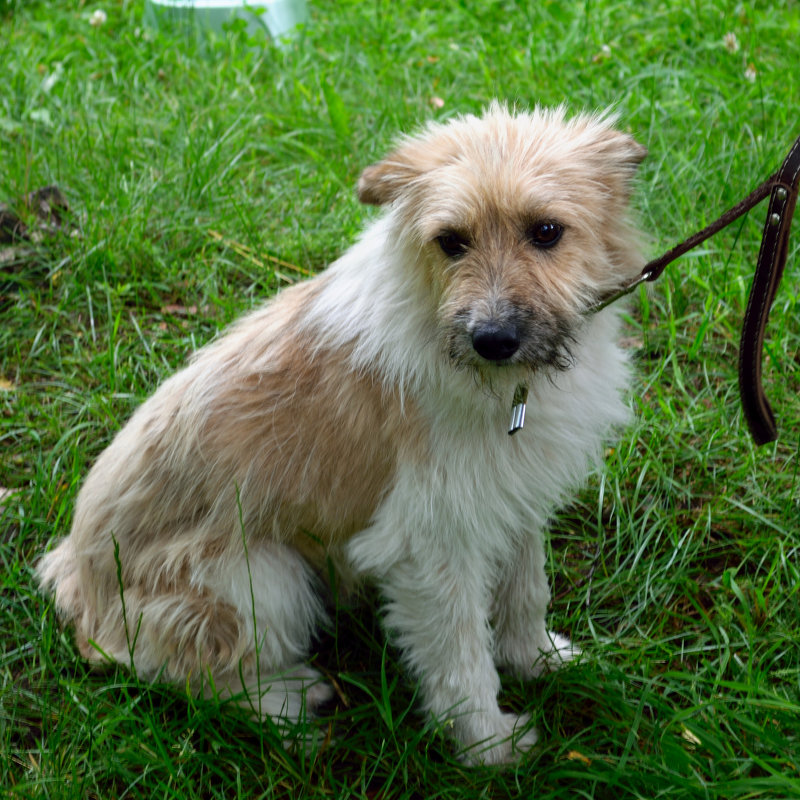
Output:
[{"xmin": 594, "ymin": 130, "xmax": 647, "ymax": 197}]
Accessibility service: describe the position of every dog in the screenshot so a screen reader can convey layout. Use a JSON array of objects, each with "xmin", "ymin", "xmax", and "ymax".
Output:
[{"xmin": 37, "ymin": 103, "xmax": 646, "ymax": 765}]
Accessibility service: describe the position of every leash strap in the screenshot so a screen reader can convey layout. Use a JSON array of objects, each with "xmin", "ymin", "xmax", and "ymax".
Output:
[
  {"xmin": 588, "ymin": 132, "xmax": 800, "ymax": 445},
  {"xmin": 738, "ymin": 137, "xmax": 800, "ymax": 444}
]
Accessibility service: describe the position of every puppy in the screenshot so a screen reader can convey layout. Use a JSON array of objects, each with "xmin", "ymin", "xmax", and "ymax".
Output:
[{"xmin": 37, "ymin": 103, "xmax": 645, "ymax": 765}]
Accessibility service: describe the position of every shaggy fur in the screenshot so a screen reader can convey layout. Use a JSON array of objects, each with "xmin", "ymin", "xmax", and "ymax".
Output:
[{"xmin": 37, "ymin": 103, "xmax": 646, "ymax": 765}]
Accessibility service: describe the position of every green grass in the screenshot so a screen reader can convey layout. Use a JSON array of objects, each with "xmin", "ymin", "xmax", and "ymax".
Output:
[{"xmin": 2, "ymin": 0, "xmax": 799, "ymax": 797}]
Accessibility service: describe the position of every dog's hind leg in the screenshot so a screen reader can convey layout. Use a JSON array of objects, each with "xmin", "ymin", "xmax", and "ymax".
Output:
[
  {"xmin": 43, "ymin": 534, "xmax": 331, "ymax": 726},
  {"xmin": 177, "ymin": 539, "xmax": 332, "ymax": 723}
]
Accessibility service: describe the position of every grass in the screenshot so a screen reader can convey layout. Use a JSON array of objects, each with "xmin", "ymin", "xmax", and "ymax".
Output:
[{"xmin": 1, "ymin": 0, "xmax": 799, "ymax": 797}]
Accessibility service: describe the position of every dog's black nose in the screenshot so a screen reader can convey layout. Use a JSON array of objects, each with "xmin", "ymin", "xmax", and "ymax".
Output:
[{"xmin": 471, "ymin": 323, "xmax": 520, "ymax": 361}]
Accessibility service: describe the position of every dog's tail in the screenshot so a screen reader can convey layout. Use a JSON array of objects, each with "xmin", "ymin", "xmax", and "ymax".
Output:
[{"xmin": 36, "ymin": 537, "xmax": 105, "ymax": 661}]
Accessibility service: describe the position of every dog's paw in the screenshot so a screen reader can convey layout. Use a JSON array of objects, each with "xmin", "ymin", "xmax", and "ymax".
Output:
[
  {"xmin": 497, "ymin": 629, "xmax": 580, "ymax": 679},
  {"xmin": 281, "ymin": 665, "xmax": 335, "ymax": 716},
  {"xmin": 304, "ymin": 673, "xmax": 336, "ymax": 713},
  {"xmin": 234, "ymin": 664, "xmax": 335, "ymax": 723},
  {"xmin": 529, "ymin": 630, "xmax": 580, "ymax": 677},
  {"xmin": 458, "ymin": 712, "xmax": 538, "ymax": 766}
]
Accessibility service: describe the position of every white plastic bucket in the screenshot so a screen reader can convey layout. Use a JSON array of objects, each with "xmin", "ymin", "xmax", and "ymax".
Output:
[{"xmin": 144, "ymin": 0, "xmax": 308, "ymax": 44}]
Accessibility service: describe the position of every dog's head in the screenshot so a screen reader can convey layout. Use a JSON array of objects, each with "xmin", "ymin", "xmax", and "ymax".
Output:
[{"xmin": 357, "ymin": 103, "xmax": 646, "ymax": 375}]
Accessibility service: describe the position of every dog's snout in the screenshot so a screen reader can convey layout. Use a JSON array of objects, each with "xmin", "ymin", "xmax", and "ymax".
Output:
[{"xmin": 471, "ymin": 322, "xmax": 520, "ymax": 361}]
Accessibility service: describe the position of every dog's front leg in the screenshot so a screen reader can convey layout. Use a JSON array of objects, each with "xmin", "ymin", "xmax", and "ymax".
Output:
[
  {"xmin": 376, "ymin": 548, "xmax": 538, "ymax": 765},
  {"xmin": 492, "ymin": 532, "xmax": 579, "ymax": 679}
]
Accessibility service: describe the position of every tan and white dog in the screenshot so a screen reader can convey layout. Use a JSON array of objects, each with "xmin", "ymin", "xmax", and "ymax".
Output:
[{"xmin": 38, "ymin": 104, "xmax": 645, "ymax": 765}]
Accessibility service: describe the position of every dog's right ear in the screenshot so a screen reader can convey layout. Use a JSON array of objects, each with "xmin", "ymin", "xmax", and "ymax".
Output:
[
  {"xmin": 357, "ymin": 154, "xmax": 419, "ymax": 206},
  {"xmin": 357, "ymin": 134, "xmax": 445, "ymax": 205},
  {"xmin": 356, "ymin": 164, "xmax": 396, "ymax": 206}
]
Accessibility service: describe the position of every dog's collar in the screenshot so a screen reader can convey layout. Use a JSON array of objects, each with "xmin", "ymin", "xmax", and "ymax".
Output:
[{"xmin": 578, "ymin": 130, "xmax": 800, "ymax": 446}]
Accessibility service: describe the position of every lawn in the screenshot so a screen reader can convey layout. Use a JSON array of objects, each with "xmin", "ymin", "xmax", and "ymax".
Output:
[{"xmin": 1, "ymin": 0, "xmax": 799, "ymax": 797}]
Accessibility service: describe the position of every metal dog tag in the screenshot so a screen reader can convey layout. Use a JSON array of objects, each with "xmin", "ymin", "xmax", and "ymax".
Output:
[{"xmin": 508, "ymin": 384, "xmax": 528, "ymax": 435}]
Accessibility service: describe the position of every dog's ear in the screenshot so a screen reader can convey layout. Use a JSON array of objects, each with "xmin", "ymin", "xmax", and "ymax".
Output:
[
  {"xmin": 357, "ymin": 153, "xmax": 420, "ymax": 206},
  {"xmin": 357, "ymin": 135, "xmax": 446, "ymax": 205},
  {"xmin": 357, "ymin": 162, "xmax": 403, "ymax": 206},
  {"xmin": 610, "ymin": 131, "xmax": 647, "ymax": 171},
  {"xmin": 594, "ymin": 130, "xmax": 647, "ymax": 197}
]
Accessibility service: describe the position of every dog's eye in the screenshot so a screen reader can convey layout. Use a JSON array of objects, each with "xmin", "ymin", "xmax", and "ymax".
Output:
[
  {"xmin": 527, "ymin": 221, "xmax": 564, "ymax": 249},
  {"xmin": 435, "ymin": 231, "xmax": 470, "ymax": 259}
]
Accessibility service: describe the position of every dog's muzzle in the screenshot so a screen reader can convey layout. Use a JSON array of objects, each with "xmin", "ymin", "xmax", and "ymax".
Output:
[
  {"xmin": 449, "ymin": 303, "xmax": 575, "ymax": 372},
  {"xmin": 471, "ymin": 322, "xmax": 520, "ymax": 361}
]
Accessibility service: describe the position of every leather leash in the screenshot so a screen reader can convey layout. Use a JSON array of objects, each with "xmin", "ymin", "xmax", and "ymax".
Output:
[{"xmin": 586, "ymin": 131, "xmax": 800, "ymax": 446}]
